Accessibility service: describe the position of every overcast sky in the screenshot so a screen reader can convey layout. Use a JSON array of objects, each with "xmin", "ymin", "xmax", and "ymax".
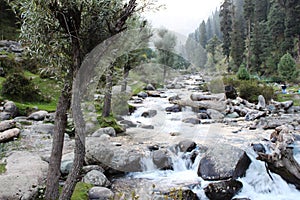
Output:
[{"xmin": 144, "ymin": 0, "xmax": 221, "ymax": 36}]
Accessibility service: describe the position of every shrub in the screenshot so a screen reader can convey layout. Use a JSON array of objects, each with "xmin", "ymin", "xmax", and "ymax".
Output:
[
  {"xmin": 278, "ymin": 53, "xmax": 296, "ymax": 82},
  {"xmin": 236, "ymin": 65, "xmax": 250, "ymax": 80},
  {"xmin": 1, "ymin": 73, "xmax": 44, "ymax": 102},
  {"xmin": 238, "ymin": 80, "xmax": 274, "ymax": 103}
]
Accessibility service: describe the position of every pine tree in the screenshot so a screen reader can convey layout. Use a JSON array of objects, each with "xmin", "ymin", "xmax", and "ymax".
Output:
[
  {"xmin": 244, "ymin": 0, "xmax": 254, "ymax": 69},
  {"xmin": 220, "ymin": 0, "xmax": 233, "ymax": 70},
  {"xmin": 199, "ymin": 21, "xmax": 207, "ymax": 48},
  {"xmin": 206, "ymin": 18, "xmax": 213, "ymax": 41}
]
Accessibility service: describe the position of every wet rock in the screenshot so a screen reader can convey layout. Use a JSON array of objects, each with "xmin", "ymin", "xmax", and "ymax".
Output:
[
  {"xmin": 182, "ymin": 118, "xmax": 201, "ymax": 125},
  {"xmin": 198, "ymin": 144, "xmax": 251, "ymax": 180},
  {"xmin": 141, "ymin": 110, "xmax": 157, "ymax": 118},
  {"xmin": 88, "ymin": 187, "xmax": 114, "ymax": 200},
  {"xmin": 0, "ymin": 120, "xmax": 16, "ymax": 132},
  {"xmin": 92, "ymin": 127, "xmax": 116, "ymax": 137},
  {"xmin": 0, "ymin": 128, "xmax": 20, "ymax": 143},
  {"xmin": 3, "ymin": 101, "xmax": 18, "ymax": 118},
  {"xmin": 148, "ymin": 144, "xmax": 159, "ymax": 151},
  {"xmin": 245, "ymin": 111, "xmax": 266, "ymax": 121},
  {"xmin": 225, "ymin": 85, "xmax": 238, "ymax": 99},
  {"xmin": 251, "ymin": 143, "xmax": 266, "ymax": 153},
  {"xmin": 137, "ymin": 91, "xmax": 148, "ymax": 99},
  {"xmin": 178, "ymin": 140, "xmax": 197, "ymax": 152},
  {"xmin": 165, "ymin": 104, "xmax": 182, "ymax": 112},
  {"xmin": 152, "ymin": 149, "xmax": 173, "ymax": 170},
  {"xmin": 0, "ymin": 151, "xmax": 48, "ymax": 200},
  {"xmin": 27, "ymin": 110, "xmax": 48, "ymax": 121},
  {"xmin": 133, "ymin": 98, "xmax": 143, "ymax": 104},
  {"xmin": 83, "ymin": 170, "xmax": 111, "ymax": 187},
  {"xmin": 204, "ymin": 179, "xmax": 243, "ymax": 200}
]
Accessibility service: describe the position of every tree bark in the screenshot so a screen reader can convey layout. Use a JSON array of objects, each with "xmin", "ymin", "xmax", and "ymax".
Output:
[
  {"xmin": 45, "ymin": 78, "xmax": 72, "ymax": 200},
  {"xmin": 257, "ymin": 147, "xmax": 300, "ymax": 189},
  {"xmin": 102, "ymin": 66, "xmax": 114, "ymax": 117}
]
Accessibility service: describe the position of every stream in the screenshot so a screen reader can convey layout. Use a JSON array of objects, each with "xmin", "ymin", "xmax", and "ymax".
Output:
[{"xmin": 113, "ymin": 76, "xmax": 300, "ymax": 199}]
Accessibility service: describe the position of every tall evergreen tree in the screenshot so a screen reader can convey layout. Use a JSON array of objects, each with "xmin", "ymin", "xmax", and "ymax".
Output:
[
  {"xmin": 220, "ymin": 0, "xmax": 233, "ymax": 70},
  {"xmin": 231, "ymin": 15, "xmax": 245, "ymax": 71},
  {"xmin": 206, "ymin": 18, "xmax": 213, "ymax": 41},
  {"xmin": 244, "ymin": 0, "xmax": 254, "ymax": 69},
  {"xmin": 199, "ymin": 20, "xmax": 207, "ymax": 48}
]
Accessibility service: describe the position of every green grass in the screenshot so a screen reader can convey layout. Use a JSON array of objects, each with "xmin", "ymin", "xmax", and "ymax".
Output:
[
  {"xmin": 0, "ymin": 163, "xmax": 6, "ymax": 174},
  {"xmin": 275, "ymin": 93, "xmax": 300, "ymax": 106},
  {"xmin": 0, "ymin": 71, "xmax": 61, "ymax": 115}
]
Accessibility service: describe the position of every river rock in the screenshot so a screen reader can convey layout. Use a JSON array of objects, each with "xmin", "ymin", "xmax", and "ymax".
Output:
[
  {"xmin": 165, "ymin": 104, "xmax": 182, "ymax": 112},
  {"xmin": 119, "ymin": 120, "xmax": 137, "ymax": 128},
  {"xmin": 147, "ymin": 91, "xmax": 161, "ymax": 97},
  {"xmin": 190, "ymin": 93, "xmax": 221, "ymax": 101},
  {"xmin": 256, "ymin": 95, "xmax": 266, "ymax": 110},
  {"xmin": 137, "ymin": 91, "xmax": 148, "ymax": 99},
  {"xmin": 0, "ymin": 112, "xmax": 11, "ymax": 121},
  {"xmin": 141, "ymin": 110, "xmax": 157, "ymax": 118},
  {"xmin": 197, "ymin": 112, "xmax": 210, "ymax": 119},
  {"xmin": 168, "ymin": 95, "xmax": 181, "ymax": 103},
  {"xmin": 226, "ymin": 112, "xmax": 240, "ymax": 118},
  {"xmin": 182, "ymin": 118, "xmax": 201, "ymax": 125},
  {"xmin": 145, "ymin": 83, "xmax": 155, "ymax": 91},
  {"xmin": 204, "ymin": 179, "xmax": 243, "ymax": 200},
  {"xmin": 88, "ymin": 187, "xmax": 114, "ymax": 200},
  {"xmin": 60, "ymin": 152, "xmax": 74, "ymax": 175},
  {"xmin": 0, "ymin": 151, "xmax": 48, "ymax": 200},
  {"xmin": 178, "ymin": 139, "xmax": 197, "ymax": 152},
  {"xmin": 139, "ymin": 124, "xmax": 154, "ymax": 129},
  {"xmin": 245, "ymin": 111, "xmax": 266, "ymax": 121},
  {"xmin": 0, "ymin": 120, "xmax": 16, "ymax": 132},
  {"xmin": 3, "ymin": 101, "xmax": 18, "ymax": 118},
  {"xmin": 83, "ymin": 170, "xmax": 111, "ymax": 187},
  {"xmin": 92, "ymin": 127, "xmax": 116, "ymax": 137},
  {"xmin": 197, "ymin": 144, "xmax": 251, "ymax": 180},
  {"xmin": 152, "ymin": 149, "xmax": 173, "ymax": 170},
  {"xmin": 271, "ymin": 99, "xmax": 294, "ymax": 111},
  {"xmin": 86, "ymin": 137, "xmax": 145, "ymax": 172},
  {"xmin": 27, "ymin": 110, "xmax": 49, "ymax": 121},
  {"xmin": 251, "ymin": 143, "xmax": 266, "ymax": 153},
  {"xmin": 0, "ymin": 128, "xmax": 20, "ymax": 143},
  {"xmin": 28, "ymin": 123, "xmax": 55, "ymax": 135},
  {"xmin": 207, "ymin": 109, "xmax": 224, "ymax": 120},
  {"xmin": 225, "ymin": 85, "xmax": 237, "ymax": 99}
]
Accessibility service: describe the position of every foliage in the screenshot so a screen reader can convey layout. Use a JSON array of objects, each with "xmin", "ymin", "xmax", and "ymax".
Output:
[
  {"xmin": 238, "ymin": 80, "xmax": 274, "ymax": 103},
  {"xmin": 97, "ymin": 115, "xmax": 124, "ymax": 133},
  {"xmin": 208, "ymin": 77, "xmax": 224, "ymax": 93},
  {"xmin": 236, "ymin": 65, "xmax": 250, "ymax": 80},
  {"xmin": 0, "ymin": 163, "xmax": 6, "ymax": 174},
  {"xmin": 1, "ymin": 73, "xmax": 45, "ymax": 102},
  {"xmin": 278, "ymin": 52, "xmax": 297, "ymax": 82},
  {"xmin": 0, "ymin": 0, "xmax": 19, "ymax": 40},
  {"xmin": 71, "ymin": 182, "xmax": 93, "ymax": 200}
]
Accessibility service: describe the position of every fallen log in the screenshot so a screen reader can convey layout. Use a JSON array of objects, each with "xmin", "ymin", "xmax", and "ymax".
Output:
[
  {"xmin": 256, "ymin": 125, "xmax": 300, "ymax": 189},
  {"xmin": 257, "ymin": 147, "xmax": 300, "ymax": 190},
  {"xmin": 0, "ymin": 128, "xmax": 20, "ymax": 143}
]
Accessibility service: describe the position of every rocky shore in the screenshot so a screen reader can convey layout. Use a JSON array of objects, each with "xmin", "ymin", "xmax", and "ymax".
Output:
[{"xmin": 0, "ymin": 74, "xmax": 300, "ymax": 199}]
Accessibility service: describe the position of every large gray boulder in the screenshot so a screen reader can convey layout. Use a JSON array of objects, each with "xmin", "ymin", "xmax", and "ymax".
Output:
[
  {"xmin": 0, "ymin": 120, "xmax": 16, "ymax": 132},
  {"xmin": 28, "ymin": 123, "xmax": 55, "ymax": 135},
  {"xmin": 60, "ymin": 152, "xmax": 74, "ymax": 175},
  {"xmin": 207, "ymin": 109, "xmax": 224, "ymax": 120},
  {"xmin": 92, "ymin": 127, "xmax": 116, "ymax": 137},
  {"xmin": 204, "ymin": 179, "xmax": 243, "ymax": 200},
  {"xmin": 83, "ymin": 170, "xmax": 111, "ymax": 187},
  {"xmin": 27, "ymin": 110, "xmax": 48, "ymax": 121},
  {"xmin": 0, "ymin": 151, "xmax": 48, "ymax": 200},
  {"xmin": 86, "ymin": 137, "xmax": 145, "ymax": 172},
  {"xmin": 197, "ymin": 144, "xmax": 251, "ymax": 180},
  {"xmin": 0, "ymin": 128, "xmax": 20, "ymax": 143}
]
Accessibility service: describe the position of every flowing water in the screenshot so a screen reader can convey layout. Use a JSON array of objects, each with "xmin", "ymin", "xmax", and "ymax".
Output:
[{"xmin": 120, "ymin": 80, "xmax": 300, "ymax": 199}]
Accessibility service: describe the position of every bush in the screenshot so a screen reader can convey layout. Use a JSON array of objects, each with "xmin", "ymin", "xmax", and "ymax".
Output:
[
  {"xmin": 236, "ymin": 65, "xmax": 250, "ymax": 80},
  {"xmin": 238, "ymin": 80, "xmax": 274, "ymax": 103},
  {"xmin": 97, "ymin": 115, "xmax": 124, "ymax": 133},
  {"xmin": 1, "ymin": 73, "xmax": 44, "ymax": 102},
  {"xmin": 278, "ymin": 53, "xmax": 296, "ymax": 82}
]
